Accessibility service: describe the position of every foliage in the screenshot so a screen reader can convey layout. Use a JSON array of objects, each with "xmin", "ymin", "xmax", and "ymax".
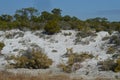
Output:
[
  {"xmin": 76, "ymin": 31, "xmax": 97, "ymax": 38},
  {"xmin": 58, "ymin": 63, "xmax": 72, "ymax": 73},
  {"xmin": 62, "ymin": 15, "xmax": 71, "ymax": 22},
  {"xmin": 51, "ymin": 8, "xmax": 62, "ymax": 16},
  {"xmin": 109, "ymin": 35, "xmax": 120, "ymax": 46},
  {"xmin": 63, "ymin": 32, "xmax": 72, "ymax": 36},
  {"xmin": 114, "ymin": 59, "xmax": 120, "ymax": 72},
  {"xmin": 0, "ymin": 42, "xmax": 5, "ymax": 50},
  {"xmin": 40, "ymin": 11, "xmax": 53, "ymax": 21},
  {"xmin": 58, "ymin": 50, "xmax": 93, "ymax": 73},
  {"xmin": 74, "ymin": 31, "xmax": 97, "ymax": 45},
  {"xmin": 0, "ymin": 14, "xmax": 13, "ymax": 22},
  {"xmin": 102, "ymin": 36, "xmax": 110, "ymax": 41},
  {"xmin": 97, "ymin": 58, "xmax": 120, "ymax": 72},
  {"xmin": 52, "ymin": 49, "xmax": 58, "ymax": 53},
  {"xmin": 112, "ymin": 54, "xmax": 120, "ymax": 59},
  {"xmin": 97, "ymin": 59, "xmax": 116, "ymax": 71},
  {"xmin": 8, "ymin": 49, "xmax": 53, "ymax": 69},
  {"xmin": 67, "ymin": 52, "xmax": 94, "ymax": 66},
  {"xmin": 15, "ymin": 7, "xmax": 38, "ymax": 21},
  {"xmin": 44, "ymin": 20, "xmax": 60, "ymax": 34},
  {"xmin": 106, "ymin": 46, "xmax": 116, "ymax": 54},
  {"xmin": 0, "ymin": 7, "xmax": 120, "ymax": 33}
]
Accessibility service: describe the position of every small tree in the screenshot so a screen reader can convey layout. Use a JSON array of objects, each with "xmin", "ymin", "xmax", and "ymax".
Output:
[
  {"xmin": 51, "ymin": 8, "xmax": 62, "ymax": 16},
  {"xmin": 44, "ymin": 20, "xmax": 60, "ymax": 34}
]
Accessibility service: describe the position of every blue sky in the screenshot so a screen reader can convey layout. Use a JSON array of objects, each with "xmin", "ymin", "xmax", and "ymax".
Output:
[{"xmin": 0, "ymin": 0, "xmax": 120, "ymax": 21}]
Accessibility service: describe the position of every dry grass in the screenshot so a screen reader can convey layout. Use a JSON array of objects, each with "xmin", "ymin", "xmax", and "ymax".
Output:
[
  {"xmin": 0, "ymin": 70, "xmax": 118, "ymax": 80},
  {"xmin": 0, "ymin": 70, "xmax": 82, "ymax": 80},
  {"xmin": 95, "ymin": 77, "xmax": 115, "ymax": 80}
]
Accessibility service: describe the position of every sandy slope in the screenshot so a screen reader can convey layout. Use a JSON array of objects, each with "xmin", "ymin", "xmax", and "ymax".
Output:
[{"xmin": 0, "ymin": 29, "xmax": 119, "ymax": 79}]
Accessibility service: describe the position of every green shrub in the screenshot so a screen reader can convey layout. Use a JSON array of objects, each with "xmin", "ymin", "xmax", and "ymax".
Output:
[
  {"xmin": 112, "ymin": 54, "xmax": 120, "ymax": 59},
  {"xmin": 0, "ymin": 42, "xmax": 5, "ymax": 50},
  {"xmin": 59, "ymin": 51, "xmax": 93, "ymax": 73},
  {"xmin": 44, "ymin": 20, "xmax": 60, "ymax": 34},
  {"xmin": 96, "ymin": 27, "xmax": 104, "ymax": 32},
  {"xmin": 114, "ymin": 59, "xmax": 120, "ymax": 72},
  {"xmin": 98, "ymin": 58, "xmax": 120, "ymax": 72},
  {"xmin": 67, "ymin": 52, "xmax": 93, "ymax": 66},
  {"xmin": 109, "ymin": 35, "xmax": 120, "ymax": 46},
  {"xmin": 57, "ymin": 63, "xmax": 72, "ymax": 73},
  {"xmin": 8, "ymin": 49, "xmax": 53, "ymax": 69},
  {"xmin": 102, "ymin": 36, "xmax": 110, "ymax": 41},
  {"xmin": 76, "ymin": 31, "xmax": 97, "ymax": 38},
  {"xmin": 52, "ymin": 49, "xmax": 58, "ymax": 53},
  {"xmin": 63, "ymin": 32, "xmax": 72, "ymax": 36},
  {"xmin": 97, "ymin": 59, "xmax": 117, "ymax": 71},
  {"xmin": 106, "ymin": 47, "xmax": 116, "ymax": 54}
]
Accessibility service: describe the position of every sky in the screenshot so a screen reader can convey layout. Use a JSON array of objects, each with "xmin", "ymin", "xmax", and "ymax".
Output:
[{"xmin": 0, "ymin": 0, "xmax": 120, "ymax": 21}]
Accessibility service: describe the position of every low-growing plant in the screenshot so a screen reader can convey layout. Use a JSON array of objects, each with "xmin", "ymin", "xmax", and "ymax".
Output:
[
  {"xmin": 74, "ymin": 37, "xmax": 81, "ymax": 45},
  {"xmin": 52, "ymin": 49, "xmax": 58, "ymax": 53},
  {"xmin": 0, "ymin": 42, "xmax": 5, "ymax": 50},
  {"xmin": 109, "ymin": 35, "xmax": 120, "ymax": 46},
  {"xmin": 62, "ymin": 48, "xmax": 73, "ymax": 57},
  {"xmin": 114, "ymin": 59, "xmax": 120, "ymax": 72},
  {"xmin": 58, "ymin": 63, "xmax": 72, "ymax": 73},
  {"xmin": 67, "ymin": 52, "xmax": 94, "ymax": 66},
  {"xmin": 80, "ymin": 40, "xmax": 90, "ymax": 45},
  {"xmin": 63, "ymin": 32, "xmax": 72, "ymax": 36},
  {"xmin": 76, "ymin": 31, "xmax": 97, "ymax": 38},
  {"xmin": 74, "ymin": 31, "xmax": 97, "ymax": 45},
  {"xmin": 5, "ymin": 31, "xmax": 24, "ymax": 39},
  {"xmin": 102, "ymin": 36, "xmax": 110, "ymax": 41},
  {"xmin": 59, "ymin": 51, "xmax": 93, "ymax": 73},
  {"xmin": 7, "ymin": 49, "xmax": 53, "ymax": 69},
  {"xmin": 97, "ymin": 59, "xmax": 117, "ymax": 71},
  {"xmin": 112, "ymin": 54, "xmax": 120, "ymax": 59},
  {"xmin": 106, "ymin": 47, "xmax": 116, "ymax": 54},
  {"xmin": 98, "ymin": 58, "xmax": 120, "ymax": 72}
]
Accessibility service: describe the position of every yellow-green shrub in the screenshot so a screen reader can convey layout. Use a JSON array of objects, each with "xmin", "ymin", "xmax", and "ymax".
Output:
[
  {"xmin": 8, "ymin": 49, "xmax": 53, "ymax": 69},
  {"xmin": 58, "ymin": 51, "xmax": 93, "ymax": 73},
  {"xmin": 67, "ymin": 52, "xmax": 94, "ymax": 66},
  {"xmin": 58, "ymin": 63, "xmax": 72, "ymax": 73},
  {"xmin": 115, "ymin": 59, "xmax": 120, "ymax": 72}
]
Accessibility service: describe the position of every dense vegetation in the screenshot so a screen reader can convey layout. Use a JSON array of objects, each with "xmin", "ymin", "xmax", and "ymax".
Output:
[{"xmin": 0, "ymin": 7, "xmax": 120, "ymax": 34}]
